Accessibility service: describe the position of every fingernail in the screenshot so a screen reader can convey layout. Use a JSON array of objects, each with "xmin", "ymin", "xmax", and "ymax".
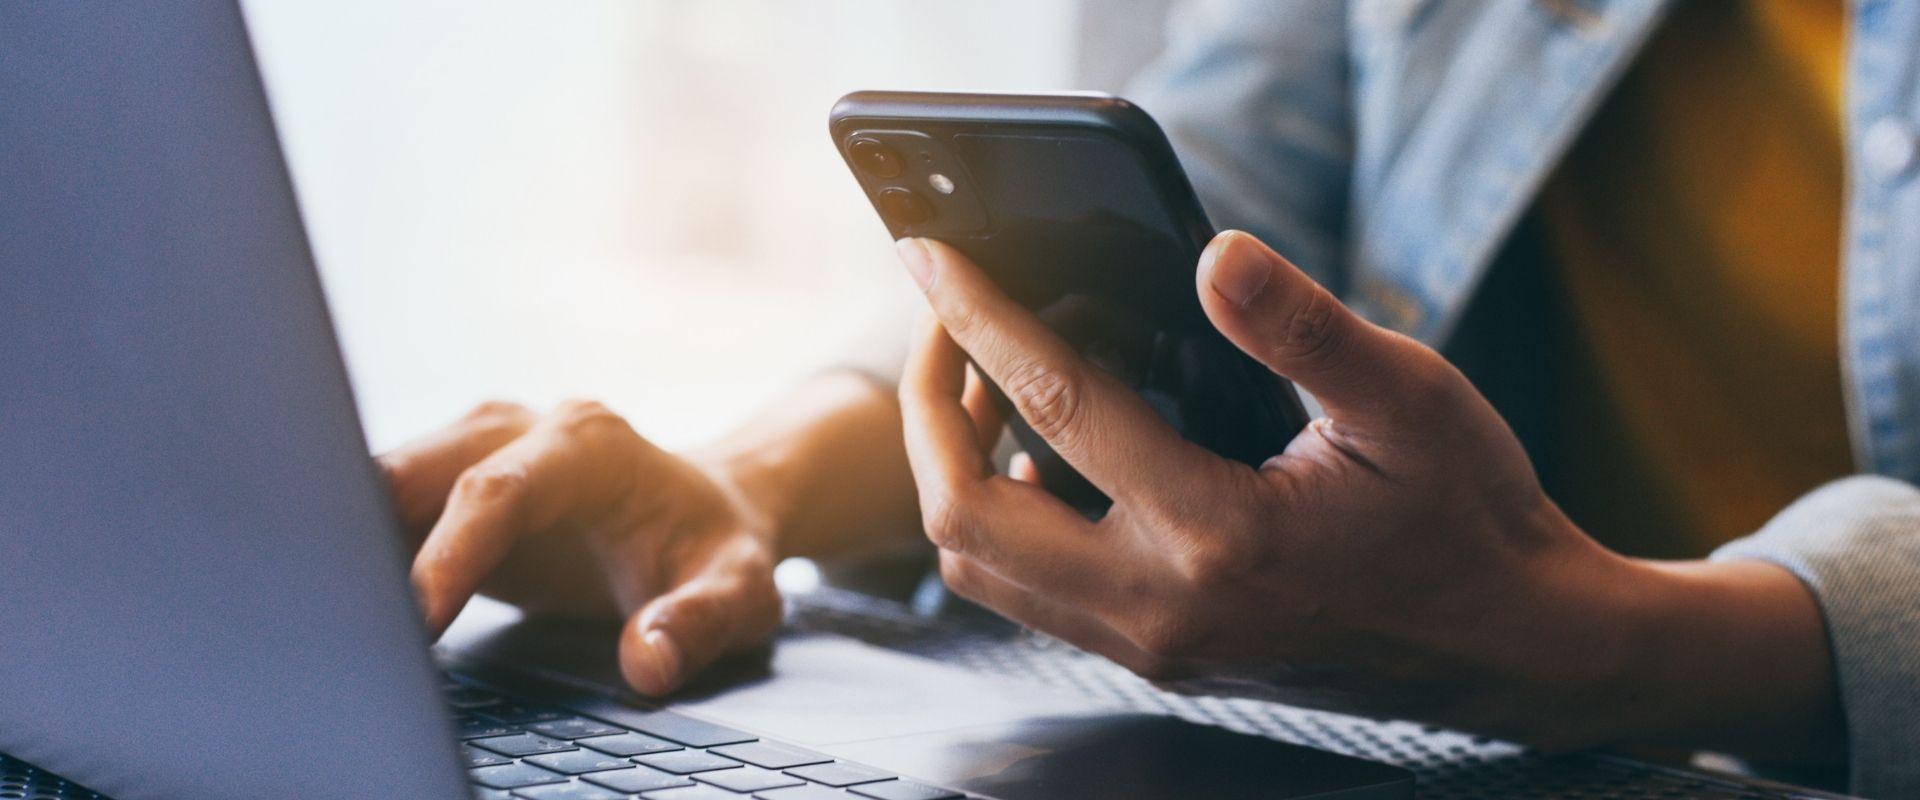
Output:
[
  {"xmin": 642, "ymin": 628, "xmax": 682, "ymax": 693},
  {"xmin": 1204, "ymin": 232, "xmax": 1270, "ymax": 309},
  {"xmin": 896, "ymin": 237, "xmax": 935, "ymax": 292}
]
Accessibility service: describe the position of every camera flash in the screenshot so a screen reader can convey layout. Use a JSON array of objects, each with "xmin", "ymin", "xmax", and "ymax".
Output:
[{"xmin": 928, "ymin": 173, "xmax": 956, "ymax": 194}]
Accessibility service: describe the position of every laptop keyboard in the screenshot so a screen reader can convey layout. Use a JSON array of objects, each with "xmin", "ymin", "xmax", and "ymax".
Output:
[{"xmin": 445, "ymin": 678, "xmax": 968, "ymax": 800}]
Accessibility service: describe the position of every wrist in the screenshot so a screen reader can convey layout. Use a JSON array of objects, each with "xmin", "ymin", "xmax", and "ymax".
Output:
[
  {"xmin": 682, "ymin": 369, "xmax": 905, "ymax": 560},
  {"xmin": 1594, "ymin": 557, "xmax": 1843, "ymax": 762},
  {"xmin": 1476, "ymin": 523, "xmax": 1662, "ymax": 750},
  {"xmin": 682, "ymin": 442, "xmax": 794, "ymax": 557}
]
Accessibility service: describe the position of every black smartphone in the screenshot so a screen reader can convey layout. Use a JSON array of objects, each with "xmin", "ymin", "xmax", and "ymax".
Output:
[{"xmin": 831, "ymin": 90, "xmax": 1310, "ymax": 513}]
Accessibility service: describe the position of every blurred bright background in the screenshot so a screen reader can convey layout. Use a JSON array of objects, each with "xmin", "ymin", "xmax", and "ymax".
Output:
[{"xmin": 242, "ymin": 0, "xmax": 1138, "ymax": 453}]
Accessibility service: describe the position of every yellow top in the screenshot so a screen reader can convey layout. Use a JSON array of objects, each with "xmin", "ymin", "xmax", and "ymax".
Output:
[{"xmin": 1538, "ymin": 0, "xmax": 1853, "ymax": 558}]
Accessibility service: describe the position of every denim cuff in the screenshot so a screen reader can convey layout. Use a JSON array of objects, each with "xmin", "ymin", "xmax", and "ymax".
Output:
[{"xmin": 1710, "ymin": 475, "xmax": 1920, "ymax": 799}]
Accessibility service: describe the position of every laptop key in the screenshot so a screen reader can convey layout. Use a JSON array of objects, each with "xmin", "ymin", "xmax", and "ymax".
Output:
[
  {"xmin": 473, "ymin": 789, "xmax": 514, "ymax": 800},
  {"xmin": 711, "ymin": 741, "xmax": 832, "ymax": 769},
  {"xmin": 849, "ymin": 781, "xmax": 963, "ymax": 800},
  {"xmin": 472, "ymin": 732, "xmax": 577, "ymax": 757},
  {"xmin": 696, "ymin": 766, "xmax": 805, "ymax": 792},
  {"xmin": 578, "ymin": 731, "xmax": 681, "ymax": 757},
  {"xmin": 755, "ymin": 787, "xmax": 856, "ymax": 800},
  {"xmin": 457, "ymin": 716, "xmax": 522, "ymax": 740},
  {"xmin": 447, "ymin": 686, "xmax": 505, "ymax": 709},
  {"xmin": 785, "ymin": 762, "xmax": 894, "ymax": 787},
  {"xmin": 641, "ymin": 786, "xmax": 744, "ymax": 800},
  {"xmin": 582, "ymin": 765, "xmax": 695, "ymax": 793},
  {"xmin": 529, "ymin": 717, "xmax": 627, "ymax": 740},
  {"xmin": 482, "ymin": 703, "xmax": 571, "ymax": 724},
  {"xmin": 470, "ymin": 763, "xmax": 568, "ymax": 790},
  {"xmin": 637, "ymin": 749, "xmax": 746, "ymax": 774},
  {"xmin": 512, "ymin": 782, "xmax": 624, "ymax": 800},
  {"xmin": 524, "ymin": 749, "xmax": 635, "ymax": 775},
  {"xmin": 464, "ymin": 744, "xmax": 513, "ymax": 768},
  {"xmin": 626, "ymin": 711, "xmax": 759, "ymax": 747}
]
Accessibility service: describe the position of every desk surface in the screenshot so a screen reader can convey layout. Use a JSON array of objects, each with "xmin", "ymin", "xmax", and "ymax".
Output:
[{"xmin": 0, "ymin": 586, "xmax": 1856, "ymax": 800}]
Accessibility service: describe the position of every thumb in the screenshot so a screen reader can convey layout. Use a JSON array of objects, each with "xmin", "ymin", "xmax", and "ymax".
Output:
[
  {"xmin": 1195, "ymin": 230, "xmax": 1434, "ymax": 425},
  {"xmin": 618, "ymin": 550, "xmax": 781, "ymax": 697}
]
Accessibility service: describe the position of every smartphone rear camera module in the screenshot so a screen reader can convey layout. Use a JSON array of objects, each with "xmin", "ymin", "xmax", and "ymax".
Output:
[
  {"xmin": 877, "ymin": 187, "xmax": 933, "ymax": 225},
  {"xmin": 841, "ymin": 127, "xmax": 983, "ymax": 232},
  {"xmin": 849, "ymin": 137, "xmax": 903, "ymax": 178}
]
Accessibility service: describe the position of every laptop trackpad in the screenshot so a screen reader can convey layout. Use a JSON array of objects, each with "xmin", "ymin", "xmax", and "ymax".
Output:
[{"xmin": 666, "ymin": 634, "xmax": 1093, "ymax": 746}]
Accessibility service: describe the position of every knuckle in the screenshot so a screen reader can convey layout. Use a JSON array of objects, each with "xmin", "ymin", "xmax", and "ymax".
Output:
[
  {"xmin": 920, "ymin": 492, "xmax": 977, "ymax": 554},
  {"xmin": 1271, "ymin": 288, "xmax": 1346, "ymax": 366},
  {"xmin": 451, "ymin": 465, "xmax": 529, "ymax": 507},
  {"xmin": 553, "ymin": 397, "xmax": 612, "ymax": 421},
  {"xmin": 941, "ymin": 303, "xmax": 987, "ymax": 340},
  {"xmin": 1174, "ymin": 533, "xmax": 1259, "ymax": 588},
  {"xmin": 552, "ymin": 398, "xmax": 634, "ymax": 439},
  {"xmin": 463, "ymin": 400, "xmax": 531, "ymax": 425},
  {"xmin": 459, "ymin": 400, "xmax": 534, "ymax": 441},
  {"xmin": 1002, "ymin": 360, "xmax": 1083, "ymax": 443}
]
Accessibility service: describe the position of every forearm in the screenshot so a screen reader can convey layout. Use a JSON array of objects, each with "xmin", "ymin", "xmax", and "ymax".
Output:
[
  {"xmin": 686, "ymin": 369, "xmax": 920, "ymax": 560},
  {"xmin": 1605, "ymin": 558, "xmax": 1844, "ymax": 763},
  {"xmin": 1460, "ymin": 517, "xmax": 1841, "ymax": 763}
]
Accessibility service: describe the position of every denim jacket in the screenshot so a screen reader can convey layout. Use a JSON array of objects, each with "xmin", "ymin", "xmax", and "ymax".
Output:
[{"xmin": 1123, "ymin": 0, "xmax": 1920, "ymax": 794}]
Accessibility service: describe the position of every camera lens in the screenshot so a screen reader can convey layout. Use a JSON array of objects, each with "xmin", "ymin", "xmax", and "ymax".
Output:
[
  {"xmin": 877, "ymin": 187, "xmax": 932, "ymax": 225},
  {"xmin": 849, "ymin": 138, "xmax": 903, "ymax": 178}
]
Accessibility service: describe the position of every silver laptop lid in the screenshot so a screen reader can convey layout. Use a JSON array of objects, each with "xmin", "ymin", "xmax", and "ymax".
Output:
[{"xmin": 0, "ymin": 3, "xmax": 469, "ymax": 797}]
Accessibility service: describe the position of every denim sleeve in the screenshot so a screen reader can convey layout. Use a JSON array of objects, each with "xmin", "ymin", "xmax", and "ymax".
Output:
[
  {"xmin": 1709, "ymin": 475, "xmax": 1920, "ymax": 798},
  {"xmin": 1122, "ymin": 0, "xmax": 1354, "ymax": 291}
]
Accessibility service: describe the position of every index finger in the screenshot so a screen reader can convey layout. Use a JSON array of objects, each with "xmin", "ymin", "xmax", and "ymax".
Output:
[
  {"xmin": 377, "ymin": 401, "xmax": 535, "ymax": 542},
  {"xmin": 411, "ymin": 401, "xmax": 647, "ymax": 633},
  {"xmin": 896, "ymin": 237, "xmax": 1221, "ymax": 507},
  {"xmin": 899, "ymin": 317, "xmax": 1138, "ymax": 608}
]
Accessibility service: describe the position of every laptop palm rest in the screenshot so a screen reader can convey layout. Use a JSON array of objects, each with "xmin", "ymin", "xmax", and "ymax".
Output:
[{"xmin": 441, "ymin": 599, "xmax": 1412, "ymax": 799}]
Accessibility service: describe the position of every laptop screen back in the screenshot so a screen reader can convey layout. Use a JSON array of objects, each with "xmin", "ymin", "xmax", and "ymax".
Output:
[{"xmin": 0, "ymin": 3, "xmax": 469, "ymax": 797}]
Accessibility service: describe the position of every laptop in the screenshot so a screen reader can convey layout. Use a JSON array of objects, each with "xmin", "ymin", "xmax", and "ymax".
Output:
[{"xmin": 0, "ymin": 4, "xmax": 1413, "ymax": 799}]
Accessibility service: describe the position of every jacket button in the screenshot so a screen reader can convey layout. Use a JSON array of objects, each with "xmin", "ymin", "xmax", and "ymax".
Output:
[{"xmin": 1864, "ymin": 117, "xmax": 1917, "ymax": 179}]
